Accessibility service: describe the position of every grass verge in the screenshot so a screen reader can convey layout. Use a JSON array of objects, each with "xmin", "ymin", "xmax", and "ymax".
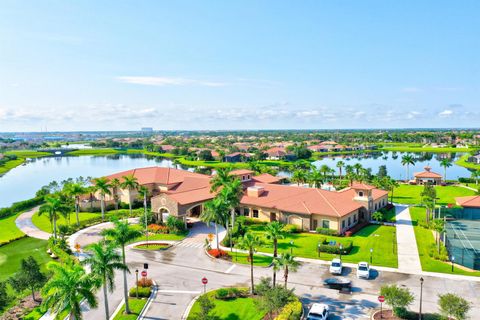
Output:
[{"xmin": 112, "ymin": 298, "xmax": 148, "ymax": 320}]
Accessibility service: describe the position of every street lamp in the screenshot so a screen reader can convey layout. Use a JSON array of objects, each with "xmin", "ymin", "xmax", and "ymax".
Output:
[
  {"xmin": 451, "ymin": 256, "xmax": 455, "ymax": 272},
  {"xmin": 317, "ymin": 243, "xmax": 321, "ymax": 257},
  {"xmin": 370, "ymin": 248, "xmax": 373, "ymax": 264},
  {"xmin": 135, "ymin": 269, "xmax": 139, "ymax": 298},
  {"xmin": 419, "ymin": 277, "xmax": 424, "ymax": 320},
  {"xmin": 290, "ymin": 241, "xmax": 294, "ymax": 255},
  {"xmin": 339, "ymin": 244, "xmax": 343, "ymax": 260}
]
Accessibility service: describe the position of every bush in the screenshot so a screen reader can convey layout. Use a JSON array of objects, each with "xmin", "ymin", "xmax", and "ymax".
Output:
[
  {"xmin": 275, "ymin": 299, "xmax": 302, "ymax": 320},
  {"xmin": 318, "ymin": 240, "xmax": 353, "ymax": 255},
  {"xmin": 137, "ymin": 278, "xmax": 153, "ymax": 287},
  {"xmin": 283, "ymin": 224, "xmax": 299, "ymax": 233},
  {"xmin": 0, "ymin": 281, "xmax": 9, "ymax": 310},
  {"xmin": 208, "ymin": 249, "xmax": 227, "ymax": 258},
  {"xmin": 215, "ymin": 288, "xmax": 229, "ymax": 299},
  {"xmin": 428, "ymin": 244, "xmax": 448, "ymax": 261},
  {"xmin": 129, "ymin": 286, "xmax": 151, "ymax": 298},
  {"xmin": 0, "ymin": 196, "xmax": 44, "ymax": 218},
  {"xmin": 148, "ymin": 224, "xmax": 169, "ymax": 234},
  {"xmin": 315, "ymin": 227, "xmax": 338, "ymax": 236},
  {"xmin": 214, "ymin": 287, "xmax": 248, "ymax": 300}
]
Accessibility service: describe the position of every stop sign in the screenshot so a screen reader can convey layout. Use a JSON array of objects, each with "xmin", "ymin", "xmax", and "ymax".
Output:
[
  {"xmin": 378, "ymin": 295, "xmax": 385, "ymax": 303},
  {"xmin": 141, "ymin": 270, "xmax": 147, "ymax": 277},
  {"xmin": 202, "ymin": 277, "xmax": 208, "ymax": 285}
]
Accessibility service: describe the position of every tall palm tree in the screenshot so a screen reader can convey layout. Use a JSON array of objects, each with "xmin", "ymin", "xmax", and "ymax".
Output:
[
  {"xmin": 265, "ymin": 221, "xmax": 285, "ymax": 286},
  {"xmin": 200, "ymin": 197, "xmax": 229, "ymax": 249},
  {"xmin": 336, "ymin": 161, "xmax": 345, "ymax": 180},
  {"xmin": 110, "ymin": 178, "xmax": 121, "ymax": 211},
  {"xmin": 83, "ymin": 242, "xmax": 128, "ymax": 320},
  {"xmin": 220, "ymin": 178, "xmax": 243, "ymax": 240},
  {"xmin": 64, "ymin": 182, "xmax": 86, "ymax": 227},
  {"xmin": 39, "ymin": 194, "xmax": 69, "ymax": 241},
  {"xmin": 42, "ymin": 262, "xmax": 98, "ymax": 320},
  {"xmin": 307, "ymin": 169, "xmax": 323, "ymax": 188},
  {"xmin": 93, "ymin": 177, "xmax": 111, "ymax": 222},
  {"xmin": 319, "ymin": 164, "xmax": 331, "ymax": 180},
  {"xmin": 210, "ymin": 167, "xmax": 233, "ymax": 193},
  {"xmin": 238, "ymin": 232, "xmax": 262, "ymax": 294},
  {"xmin": 291, "ymin": 170, "xmax": 306, "ymax": 186},
  {"xmin": 440, "ymin": 159, "xmax": 452, "ymax": 182},
  {"xmin": 388, "ymin": 178, "xmax": 400, "ymax": 203},
  {"xmin": 138, "ymin": 186, "xmax": 150, "ymax": 246},
  {"xmin": 401, "ymin": 154, "xmax": 416, "ymax": 181},
  {"xmin": 353, "ymin": 163, "xmax": 363, "ymax": 176},
  {"xmin": 471, "ymin": 170, "xmax": 480, "ymax": 186},
  {"xmin": 273, "ymin": 253, "xmax": 300, "ymax": 289},
  {"xmin": 101, "ymin": 219, "xmax": 141, "ymax": 314},
  {"xmin": 120, "ymin": 175, "xmax": 139, "ymax": 218}
]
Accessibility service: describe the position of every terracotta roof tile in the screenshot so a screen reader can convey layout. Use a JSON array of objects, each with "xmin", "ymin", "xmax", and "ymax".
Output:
[{"xmin": 456, "ymin": 195, "xmax": 480, "ymax": 208}]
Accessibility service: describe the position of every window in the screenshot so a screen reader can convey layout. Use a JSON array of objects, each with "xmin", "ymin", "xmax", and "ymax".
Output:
[
  {"xmin": 242, "ymin": 175, "xmax": 246, "ymax": 181},
  {"xmin": 342, "ymin": 220, "xmax": 346, "ymax": 229},
  {"xmin": 358, "ymin": 191, "xmax": 364, "ymax": 197},
  {"xmin": 243, "ymin": 208, "xmax": 250, "ymax": 216},
  {"xmin": 253, "ymin": 209, "xmax": 259, "ymax": 218},
  {"xmin": 313, "ymin": 219, "xmax": 318, "ymax": 229},
  {"xmin": 348, "ymin": 217, "xmax": 351, "ymax": 226},
  {"xmin": 375, "ymin": 203, "xmax": 377, "ymax": 210},
  {"xmin": 247, "ymin": 175, "xmax": 251, "ymax": 180},
  {"xmin": 322, "ymin": 220, "xmax": 330, "ymax": 229}
]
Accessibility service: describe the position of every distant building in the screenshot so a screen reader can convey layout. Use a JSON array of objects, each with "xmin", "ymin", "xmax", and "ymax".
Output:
[
  {"xmin": 468, "ymin": 154, "xmax": 480, "ymax": 164},
  {"xmin": 224, "ymin": 152, "xmax": 251, "ymax": 163},
  {"xmin": 141, "ymin": 127, "xmax": 154, "ymax": 132},
  {"xmin": 413, "ymin": 166, "xmax": 443, "ymax": 185}
]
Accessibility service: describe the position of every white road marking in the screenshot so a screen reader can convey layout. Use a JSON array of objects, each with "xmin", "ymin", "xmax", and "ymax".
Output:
[
  {"xmin": 157, "ymin": 290, "xmax": 201, "ymax": 294},
  {"xmin": 225, "ymin": 264, "xmax": 236, "ymax": 274}
]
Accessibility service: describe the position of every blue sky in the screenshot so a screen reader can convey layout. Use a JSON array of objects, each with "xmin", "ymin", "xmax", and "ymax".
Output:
[{"xmin": 0, "ymin": 0, "xmax": 479, "ymax": 131}]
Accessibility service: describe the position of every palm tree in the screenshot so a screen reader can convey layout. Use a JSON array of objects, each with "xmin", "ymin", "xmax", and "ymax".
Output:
[
  {"xmin": 319, "ymin": 164, "xmax": 331, "ymax": 180},
  {"xmin": 83, "ymin": 242, "xmax": 128, "ymax": 320},
  {"xmin": 64, "ymin": 182, "xmax": 86, "ymax": 227},
  {"xmin": 42, "ymin": 262, "xmax": 98, "ymax": 320},
  {"xmin": 210, "ymin": 167, "xmax": 233, "ymax": 193},
  {"xmin": 138, "ymin": 186, "xmax": 150, "ymax": 246},
  {"xmin": 39, "ymin": 194, "xmax": 69, "ymax": 241},
  {"xmin": 200, "ymin": 197, "xmax": 229, "ymax": 249},
  {"xmin": 265, "ymin": 221, "xmax": 285, "ymax": 286},
  {"xmin": 120, "ymin": 175, "xmax": 139, "ymax": 218},
  {"xmin": 238, "ymin": 232, "xmax": 262, "ymax": 294},
  {"xmin": 220, "ymin": 178, "xmax": 243, "ymax": 247},
  {"xmin": 388, "ymin": 178, "xmax": 400, "ymax": 203},
  {"xmin": 273, "ymin": 253, "xmax": 300, "ymax": 289},
  {"xmin": 93, "ymin": 177, "xmax": 111, "ymax": 222},
  {"xmin": 401, "ymin": 154, "xmax": 416, "ymax": 181},
  {"xmin": 110, "ymin": 178, "xmax": 121, "ymax": 211},
  {"xmin": 291, "ymin": 170, "xmax": 306, "ymax": 186},
  {"xmin": 336, "ymin": 161, "xmax": 345, "ymax": 180},
  {"xmin": 440, "ymin": 159, "xmax": 452, "ymax": 182},
  {"xmin": 430, "ymin": 219, "xmax": 445, "ymax": 254},
  {"xmin": 101, "ymin": 219, "xmax": 141, "ymax": 314},
  {"xmin": 471, "ymin": 170, "xmax": 480, "ymax": 186},
  {"xmin": 307, "ymin": 169, "xmax": 323, "ymax": 188},
  {"xmin": 353, "ymin": 163, "xmax": 363, "ymax": 176}
]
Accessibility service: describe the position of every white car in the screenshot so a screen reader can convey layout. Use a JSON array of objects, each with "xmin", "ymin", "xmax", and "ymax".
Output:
[
  {"xmin": 329, "ymin": 258, "xmax": 343, "ymax": 275},
  {"xmin": 307, "ymin": 303, "xmax": 330, "ymax": 320},
  {"xmin": 357, "ymin": 261, "xmax": 370, "ymax": 279}
]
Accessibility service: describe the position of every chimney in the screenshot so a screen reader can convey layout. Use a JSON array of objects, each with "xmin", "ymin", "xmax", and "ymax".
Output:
[{"xmin": 247, "ymin": 186, "xmax": 265, "ymax": 198}]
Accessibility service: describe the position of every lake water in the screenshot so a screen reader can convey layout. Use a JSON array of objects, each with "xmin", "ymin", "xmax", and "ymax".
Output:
[{"xmin": 0, "ymin": 151, "xmax": 473, "ymax": 208}]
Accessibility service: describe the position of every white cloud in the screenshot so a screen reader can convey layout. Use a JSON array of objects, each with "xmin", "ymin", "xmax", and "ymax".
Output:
[
  {"xmin": 116, "ymin": 76, "xmax": 227, "ymax": 87},
  {"xmin": 438, "ymin": 109, "xmax": 453, "ymax": 117}
]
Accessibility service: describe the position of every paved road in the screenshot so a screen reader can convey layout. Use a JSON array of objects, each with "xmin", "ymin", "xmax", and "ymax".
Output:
[
  {"xmin": 71, "ymin": 221, "xmax": 480, "ymax": 320},
  {"xmin": 395, "ymin": 205, "xmax": 423, "ymax": 274},
  {"xmin": 15, "ymin": 206, "xmax": 51, "ymax": 240}
]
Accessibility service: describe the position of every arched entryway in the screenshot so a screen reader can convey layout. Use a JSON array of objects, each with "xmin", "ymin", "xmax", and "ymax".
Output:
[
  {"xmin": 187, "ymin": 204, "xmax": 202, "ymax": 218},
  {"xmin": 156, "ymin": 207, "xmax": 170, "ymax": 223}
]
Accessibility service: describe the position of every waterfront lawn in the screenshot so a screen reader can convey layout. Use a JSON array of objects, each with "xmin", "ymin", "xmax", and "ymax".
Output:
[
  {"xmin": 242, "ymin": 224, "xmax": 398, "ymax": 268},
  {"xmin": 187, "ymin": 290, "xmax": 266, "ymax": 320},
  {"xmin": 0, "ymin": 237, "xmax": 52, "ymax": 281},
  {"xmin": 380, "ymin": 144, "xmax": 475, "ymax": 153},
  {"xmin": 409, "ymin": 207, "xmax": 480, "ymax": 276},
  {"xmin": 456, "ymin": 154, "xmax": 480, "ymax": 170},
  {"xmin": 112, "ymin": 298, "xmax": 148, "ymax": 320},
  {"xmin": 390, "ymin": 185, "xmax": 476, "ymax": 206},
  {"xmin": 225, "ymin": 251, "xmax": 273, "ymax": 267},
  {"xmin": 66, "ymin": 148, "xmax": 120, "ymax": 155},
  {"xmin": 0, "ymin": 150, "xmax": 51, "ymax": 175},
  {"xmin": 0, "ymin": 212, "xmax": 25, "ymax": 245}
]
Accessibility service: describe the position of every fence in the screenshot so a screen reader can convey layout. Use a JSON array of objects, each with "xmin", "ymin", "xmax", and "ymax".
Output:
[{"xmin": 445, "ymin": 219, "xmax": 480, "ymax": 270}]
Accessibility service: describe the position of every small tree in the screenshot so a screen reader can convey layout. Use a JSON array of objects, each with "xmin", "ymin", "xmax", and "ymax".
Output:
[
  {"xmin": 194, "ymin": 294, "xmax": 215, "ymax": 320},
  {"xmin": 8, "ymin": 256, "xmax": 47, "ymax": 302},
  {"xmin": 372, "ymin": 211, "xmax": 384, "ymax": 222},
  {"xmin": 438, "ymin": 293, "xmax": 470, "ymax": 320},
  {"xmin": 256, "ymin": 285, "xmax": 294, "ymax": 320},
  {"xmin": 0, "ymin": 282, "xmax": 9, "ymax": 311},
  {"xmin": 380, "ymin": 284, "xmax": 414, "ymax": 316}
]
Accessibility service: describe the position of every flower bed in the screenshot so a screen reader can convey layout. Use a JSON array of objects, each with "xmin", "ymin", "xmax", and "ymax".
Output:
[
  {"xmin": 133, "ymin": 243, "xmax": 171, "ymax": 251},
  {"xmin": 207, "ymin": 249, "xmax": 228, "ymax": 258}
]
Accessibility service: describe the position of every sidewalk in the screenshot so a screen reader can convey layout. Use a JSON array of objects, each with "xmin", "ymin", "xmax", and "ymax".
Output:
[
  {"xmin": 395, "ymin": 205, "xmax": 423, "ymax": 274},
  {"xmin": 15, "ymin": 206, "xmax": 51, "ymax": 240}
]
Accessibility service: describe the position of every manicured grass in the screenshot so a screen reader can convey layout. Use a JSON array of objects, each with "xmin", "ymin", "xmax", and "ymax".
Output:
[
  {"xmin": 66, "ymin": 148, "xmax": 121, "ymax": 155},
  {"xmin": 0, "ymin": 211, "xmax": 25, "ymax": 245},
  {"xmin": 390, "ymin": 184, "xmax": 476, "ymax": 206},
  {"xmin": 409, "ymin": 207, "xmax": 480, "ymax": 276},
  {"xmin": 130, "ymin": 225, "xmax": 188, "ymax": 242},
  {"xmin": 225, "ymin": 251, "xmax": 273, "ymax": 267},
  {"xmin": 455, "ymin": 154, "xmax": 480, "ymax": 170},
  {"xmin": 133, "ymin": 243, "xmax": 171, "ymax": 250},
  {"xmin": 242, "ymin": 224, "xmax": 398, "ymax": 267},
  {"xmin": 380, "ymin": 144, "xmax": 475, "ymax": 153},
  {"xmin": 0, "ymin": 237, "xmax": 52, "ymax": 281},
  {"xmin": 112, "ymin": 298, "xmax": 148, "ymax": 320},
  {"xmin": 187, "ymin": 290, "xmax": 266, "ymax": 320},
  {"xmin": 0, "ymin": 150, "xmax": 51, "ymax": 175}
]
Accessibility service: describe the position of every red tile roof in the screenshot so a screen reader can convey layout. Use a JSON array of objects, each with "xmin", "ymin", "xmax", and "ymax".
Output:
[
  {"xmin": 229, "ymin": 169, "xmax": 254, "ymax": 176},
  {"xmin": 456, "ymin": 196, "xmax": 480, "ymax": 208},
  {"xmin": 252, "ymin": 173, "xmax": 282, "ymax": 184},
  {"xmin": 414, "ymin": 171, "xmax": 442, "ymax": 178},
  {"xmin": 104, "ymin": 167, "xmax": 210, "ymax": 186}
]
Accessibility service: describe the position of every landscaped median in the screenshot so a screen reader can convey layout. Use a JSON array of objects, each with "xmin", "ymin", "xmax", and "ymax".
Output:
[{"xmin": 112, "ymin": 278, "xmax": 155, "ymax": 320}]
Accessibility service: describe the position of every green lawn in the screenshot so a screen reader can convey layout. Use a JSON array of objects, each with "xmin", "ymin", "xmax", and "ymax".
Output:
[
  {"xmin": 390, "ymin": 185, "xmax": 476, "ymax": 206},
  {"xmin": 241, "ymin": 224, "xmax": 398, "ymax": 267},
  {"xmin": 225, "ymin": 251, "xmax": 273, "ymax": 267},
  {"xmin": 133, "ymin": 243, "xmax": 171, "ymax": 250},
  {"xmin": 0, "ymin": 237, "xmax": 52, "ymax": 281},
  {"xmin": 112, "ymin": 298, "xmax": 148, "ymax": 320},
  {"xmin": 380, "ymin": 144, "xmax": 475, "ymax": 153},
  {"xmin": 0, "ymin": 212, "xmax": 25, "ymax": 245},
  {"xmin": 187, "ymin": 290, "xmax": 266, "ymax": 320},
  {"xmin": 456, "ymin": 154, "xmax": 480, "ymax": 170},
  {"xmin": 0, "ymin": 150, "xmax": 51, "ymax": 175},
  {"xmin": 66, "ymin": 148, "xmax": 121, "ymax": 156},
  {"xmin": 409, "ymin": 207, "xmax": 480, "ymax": 276}
]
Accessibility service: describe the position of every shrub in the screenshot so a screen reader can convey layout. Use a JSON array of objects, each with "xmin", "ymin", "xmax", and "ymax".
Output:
[
  {"xmin": 137, "ymin": 278, "xmax": 153, "ymax": 287},
  {"xmin": 275, "ymin": 299, "xmax": 302, "ymax": 320},
  {"xmin": 283, "ymin": 224, "xmax": 299, "ymax": 233},
  {"xmin": 315, "ymin": 227, "xmax": 338, "ymax": 236},
  {"xmin": 148, "ymin": 224, "xmax": 169, "ymax": 234},
  {"xmin": 214, "ymin": 287, "xmax": 248, "ymax": 300},
  {"xmin": 318, "ymin": 240, "xmax": 353, "ymax": 255},
  {"xmin": 0, "ymin": 281, "xmax": 9, "ymax": 310},
  {"xmin": 380, "ymin": 284, "xmax": 414, "ymax": 317},
  {"xmin": 428, "ymin": 244, "xmax": 448, "ymax": 261},
  {"xmin": 215, "ymin": 288, "xmax": 229, "ymax": 299},
  {"xmin": 208, "ymin": 249, "xmax": 227, "ymax": 258},
  {"xmin": 0, "ymin": 196, "xmax": 44, "ymax": 219},
  {"xmin": 129, "ymin": 286, "xmax": 151, "ymax": 298},
  {"xmin": 438, "ymin": 293, "xmax": 471, "ymax": 320}
]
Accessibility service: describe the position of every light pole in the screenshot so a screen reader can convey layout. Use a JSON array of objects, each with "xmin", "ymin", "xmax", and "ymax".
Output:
[
  {"xmin": 419, "ymin": 277, "xmax": 424, "ymax": 320},
  {"xmin": 135, "ymin": 269, "xmax": 139, "ymax": 298},
  {"xmin": 317, "ymin": 243, "xmax": 321, "ymax": 257},
  {"xmin": 339, "ymin": 244, "xmax": 343, "ymax": 260},
  {"xmin": 370, "ymin": 248, "xmax": 373, "ymax": 264},
  {"xmin": 290, "ymin": 241, "xmax": 294, "ymax": 255},
  {"xmin": 451, "ymin": 256, "xmax": 455, "ymax": 272}
]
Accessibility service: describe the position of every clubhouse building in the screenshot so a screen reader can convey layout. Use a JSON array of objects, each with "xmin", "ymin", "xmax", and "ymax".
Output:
[{"xmin": 99, "ymin": 167, "xmax": 388, "ymax": 234}]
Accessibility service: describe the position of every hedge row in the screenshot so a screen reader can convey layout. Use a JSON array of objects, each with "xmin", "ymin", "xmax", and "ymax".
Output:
[
  {"xmin": 129, "ymin": 286, "xmax": 152, "ymax": 298},
  {"xmin": 275, "ymin": 299, "xmax": 302, "ymax": 320},
  {"xmin": 0, "ymin": 196, "xmax": 44, "ymax": 218},
  {"xmin": 318, "ymin": 238, "xmax": 353, "ymax": 254}
]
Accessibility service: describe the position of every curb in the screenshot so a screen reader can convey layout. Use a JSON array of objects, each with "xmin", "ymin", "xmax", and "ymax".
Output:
[
  {"xmin": 138, "ymin": 281, "xmax": 158, "ymax": 320},
  {"xmin": 109, "ymin": 298, "xmax": 125, "ymax": 320}
]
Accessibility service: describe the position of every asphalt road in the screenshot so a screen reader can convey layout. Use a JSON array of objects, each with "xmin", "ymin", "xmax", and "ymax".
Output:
[{"xmin": 75, "ymin": 222, "xmax": 480, "ymax": 320}]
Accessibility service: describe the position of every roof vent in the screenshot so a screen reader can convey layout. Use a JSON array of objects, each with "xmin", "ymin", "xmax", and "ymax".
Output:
[{"xmin": 247, "ymin": 186, "xmax": 265, "ymax": 198}]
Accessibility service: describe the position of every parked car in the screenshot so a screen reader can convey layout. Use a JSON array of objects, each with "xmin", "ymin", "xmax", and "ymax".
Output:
[
  {"xmin": 357, "ymin": 261, "xmax": 370, "ymax": 279},
  {"xmin": 329, "ymin": 258, "xmax": 342, "ymax": 275},
  {"xmin": 306, "ymin": 303, "xmax": 330, "ymax": 320},
  {"xmin": 323, "ymin": 277, "xmax": 352, "ymax": 293}
]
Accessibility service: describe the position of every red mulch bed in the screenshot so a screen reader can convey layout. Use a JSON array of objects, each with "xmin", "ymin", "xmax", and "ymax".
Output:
[{"xmin": 372, "ymin": 309, "xmax": 400, "ymax": 320}]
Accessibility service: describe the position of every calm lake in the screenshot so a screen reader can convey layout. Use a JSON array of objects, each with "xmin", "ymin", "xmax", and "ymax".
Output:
[{"xmin": 0, "ymin": 151, "xmax": 473, "ymax": 208}]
